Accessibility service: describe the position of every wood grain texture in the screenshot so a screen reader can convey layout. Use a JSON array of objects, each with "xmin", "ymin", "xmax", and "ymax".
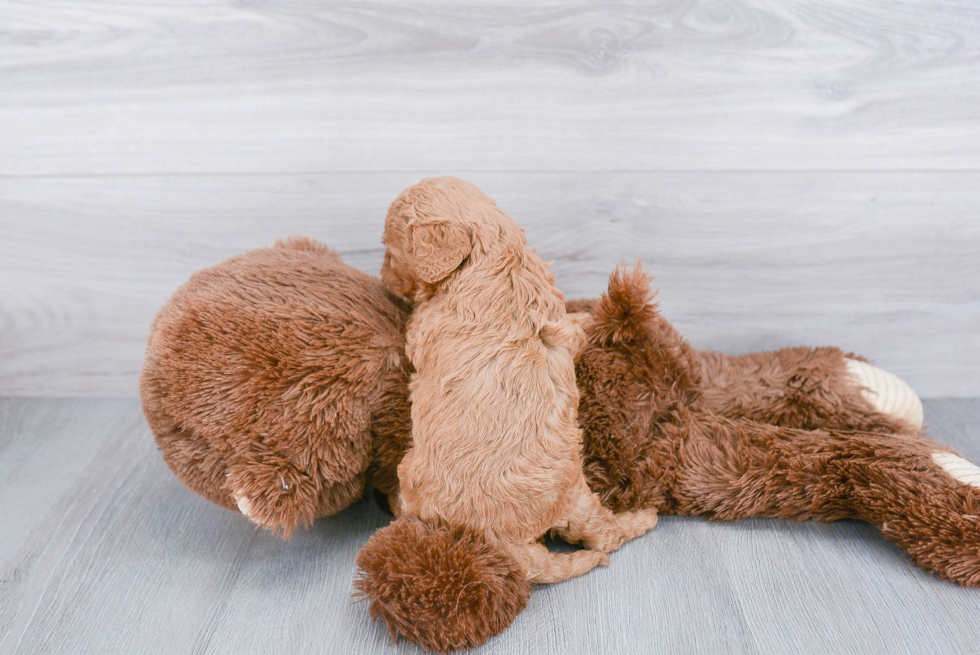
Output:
[
  {"xmin": 1, "ymin": 171, "xmax": 977, "ymax": 397},
  {"xmin": 2, "ymin": 398, "xmax": 980, "ymax": 654},
  {"xmin": 1, "ymin": 1, "xmax": 979, "ymax": 175}
]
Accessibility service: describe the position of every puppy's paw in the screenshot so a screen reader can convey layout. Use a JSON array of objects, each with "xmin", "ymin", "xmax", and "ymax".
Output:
[
  {"xmin": 845, "ymin": 359, "xmax": 924, "ymax": 429},
  {"xmin": 626, "ymin": 508, "xmax": 660, "ymax": 538},
  {"xmin": 609, "ymin": 508, "xmax": 659, "ymax": 549},
  {"xmin": 582, "ymin": 508, "xmax": 659, "ymax": 554}
]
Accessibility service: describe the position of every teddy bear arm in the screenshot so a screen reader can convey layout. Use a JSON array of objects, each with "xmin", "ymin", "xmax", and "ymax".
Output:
[{"xmin": 354, "ymin": 516, "xmax": 532, "ymax": 654}]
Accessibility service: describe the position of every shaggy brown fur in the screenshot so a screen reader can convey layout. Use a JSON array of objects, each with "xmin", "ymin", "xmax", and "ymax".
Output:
[
  {"xmin": 354, "ymin": 516, "xmax": 531, "ymax": 654},
  {"xmin": 140, "ymin": 237, "xmax": 411, "ymax": 537},
  {"xmin": 697, "ymin": 347, "xmax": 918, "ymax": 435},
  {"xmin": 574, "ymin": 263, "xmax": 980, "ymax": 588},
  {"xmin": 380, "ymin": 177, "xmax": 658, "ymax": 584}
]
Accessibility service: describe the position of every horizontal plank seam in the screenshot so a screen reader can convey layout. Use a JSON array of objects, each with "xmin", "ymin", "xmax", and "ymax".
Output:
[{"xmin": 2, "ymin": 169, "xmax": 980, "ymax": 179}]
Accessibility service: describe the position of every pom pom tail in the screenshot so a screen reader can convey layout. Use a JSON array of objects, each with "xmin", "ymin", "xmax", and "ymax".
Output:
[{"xmin": 354, "ymin": 517, "xmax": 531, "ymax": 653}]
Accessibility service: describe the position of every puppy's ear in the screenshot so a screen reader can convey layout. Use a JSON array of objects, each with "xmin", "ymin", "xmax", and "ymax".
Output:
[{"xmin": 409, "ymin": 221, "xmax": 471, "ymax": 284}]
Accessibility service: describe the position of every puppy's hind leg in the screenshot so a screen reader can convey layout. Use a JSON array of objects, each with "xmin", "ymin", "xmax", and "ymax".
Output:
[
  {"xmin": 509, "ymin": 542, "xmax": 609, "ymax": 584},
  {"xmin": 557, "ymin": 476, "xmax": 659, "ymax": 554}
]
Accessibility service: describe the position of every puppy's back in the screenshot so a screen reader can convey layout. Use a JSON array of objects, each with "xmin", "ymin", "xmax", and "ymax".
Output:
[{"xmin": 400, "ymin": 247, "xmax": 583, "ymax": 543}]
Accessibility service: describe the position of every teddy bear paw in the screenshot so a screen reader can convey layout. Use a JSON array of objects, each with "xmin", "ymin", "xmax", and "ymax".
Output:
[
  {"xmin": 845, "ymin": 359, "xmax": 924, "ymax": 429},
  {"xmin": 235, "ymin": 494, "xmax": 254, "ymax": 518},
  {"xmin": 931, "ymin": 452, "xmax": 980, "ymax": 489}
]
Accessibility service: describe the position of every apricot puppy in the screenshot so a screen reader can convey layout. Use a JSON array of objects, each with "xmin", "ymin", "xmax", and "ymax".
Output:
[{"xmin": 381, "ymin": 177, "xmax": 658, "ymax": 583}]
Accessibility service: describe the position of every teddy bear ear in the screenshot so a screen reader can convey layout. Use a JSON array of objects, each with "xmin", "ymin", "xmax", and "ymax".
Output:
[{"xmin": 408, "ymin": 220, "xmax": 472, "ymax": 285}]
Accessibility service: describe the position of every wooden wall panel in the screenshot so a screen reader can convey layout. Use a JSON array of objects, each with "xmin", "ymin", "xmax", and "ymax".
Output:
[
  {"xmin": 0, "ymin": 1, "xmax": 979, "ymax": 174},
  {"xmin": 2, "ymin": 172, "xmax": 976, "ymax": 397},
  {"xmin": 1, "ymin": 0, "xmax": 977, "ymax": 396}
]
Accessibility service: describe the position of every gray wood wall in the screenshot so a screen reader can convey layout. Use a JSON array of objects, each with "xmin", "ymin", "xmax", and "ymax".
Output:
[{"xmin": 1, "ymin": 1, "xmax": 978, "ymax": 398}]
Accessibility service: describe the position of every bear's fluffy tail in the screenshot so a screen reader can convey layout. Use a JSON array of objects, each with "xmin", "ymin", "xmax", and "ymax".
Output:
[{"xmin": 354, "ymin": 516, "xmax": 531, "ymax": 653}]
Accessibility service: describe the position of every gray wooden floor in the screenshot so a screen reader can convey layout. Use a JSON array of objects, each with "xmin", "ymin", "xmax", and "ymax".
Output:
[{"xmin": 1, "ymin": 398, "xmax": 979, "ymax": 655}]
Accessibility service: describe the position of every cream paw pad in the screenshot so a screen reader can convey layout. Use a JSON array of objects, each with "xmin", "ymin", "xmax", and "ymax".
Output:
[
  {"xmin": 844, "ymin": 359, "xmax": 924, "ymax": 429},
  {"xmin": 235, "ymin": 495, "xmax": 254, "ymax": 519}
]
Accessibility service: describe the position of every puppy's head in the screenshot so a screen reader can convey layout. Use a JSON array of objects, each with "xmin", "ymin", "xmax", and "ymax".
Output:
[{"xmin": 381, "ymin": 177, "xmax": 515, "ymax": 299}]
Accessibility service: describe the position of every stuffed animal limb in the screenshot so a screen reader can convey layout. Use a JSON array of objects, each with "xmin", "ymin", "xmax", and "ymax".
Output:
[
  {"xmin": 565, "ymin": 297, "xmax": 924, "ymax": 436},
  {"xmin": 697, "ymin": 347, "xmax": 923, "ymax": 434},
  {"xmin": 353, "ymin": 517, "xmax": 532, "ymax": 655},
  {"xmin": 673, "ymin": 415, "xmax": 980, "ymax": 585}
]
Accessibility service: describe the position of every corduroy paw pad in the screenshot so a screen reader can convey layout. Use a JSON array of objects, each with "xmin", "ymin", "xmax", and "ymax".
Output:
[{"xmin": 845, "ymin": 358, "xmax": 924, "ymax": 429}]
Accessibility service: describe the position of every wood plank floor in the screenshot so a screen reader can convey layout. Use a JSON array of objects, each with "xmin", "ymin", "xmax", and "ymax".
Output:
[{"xmin": 2, "ymin": 398, "xmax": 980, "ymax": 654}]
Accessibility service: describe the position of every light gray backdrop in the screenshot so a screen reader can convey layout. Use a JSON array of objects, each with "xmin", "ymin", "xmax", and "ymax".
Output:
[{"xmin": 1, "ymin": 0, "xmax": 978, "ymax": 398}]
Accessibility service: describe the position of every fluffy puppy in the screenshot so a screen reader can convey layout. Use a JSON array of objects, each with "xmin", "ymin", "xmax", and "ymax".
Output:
[{"xmin": 380, "ymin": 177, "xmax": 658, "ymax": 583}]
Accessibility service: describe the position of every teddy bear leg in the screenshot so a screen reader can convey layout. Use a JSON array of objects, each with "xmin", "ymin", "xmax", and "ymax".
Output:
[
  {"xmin": 674, "ymin": 415, "xmax": 868, "ymax": 522},
  {"xmin": 555, "ymin": 476, "xmax": 659, "ymax": 554},
  {"xmin": 860, "ymin": 446, "xmax": 980, "ymax": 586},
  {"xmin": 697, "ymin": 347, "xmax": 921, "ymax": 434},
  {"xmin": 508, "ymin": 542, "xmax": 609, "ymax": 584},
  {"xmin": 677, "ymin": 415, "xmax": 980, "ymax": 585}
]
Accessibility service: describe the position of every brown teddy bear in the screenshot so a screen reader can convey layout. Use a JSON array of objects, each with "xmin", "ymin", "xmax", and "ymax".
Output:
[{"xmin": 142, "ymin": 222, "xmax": 979, "ymax": 654}]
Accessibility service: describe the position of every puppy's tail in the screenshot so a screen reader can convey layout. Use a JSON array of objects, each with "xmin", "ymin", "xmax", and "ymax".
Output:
[
  {"xmin": 354, "ymin": 516, "xmax": 531, "ymax": 654},
  {"xmin": 272, "ymin": 235, "xmax": 340, "ymax": 259}
]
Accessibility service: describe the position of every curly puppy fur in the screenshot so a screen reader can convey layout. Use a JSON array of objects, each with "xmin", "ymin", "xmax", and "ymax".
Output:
[
  {"xmin": 380, "ymin": 177, "xmax": 658, "ymax": 584},
  {"xmin": 140, "ymin": 237, "xmax": 412, "ymax": 537},
  {"xmin": 354, "ymin": 516, "xmax": 531, "ymax": 654}
]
